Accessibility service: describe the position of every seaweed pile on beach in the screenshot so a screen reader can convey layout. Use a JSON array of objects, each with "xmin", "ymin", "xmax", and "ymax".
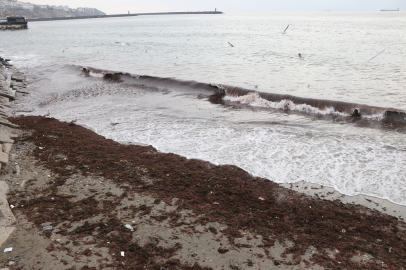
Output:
[{"xmin": 5, "ymin": 115, "xmax": 406, "ymax": 269}]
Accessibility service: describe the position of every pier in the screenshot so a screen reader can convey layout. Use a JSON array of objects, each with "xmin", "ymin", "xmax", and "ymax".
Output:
[{"xmin": 26, "ymin": 11, "xmax": 223, "ymax": 22}]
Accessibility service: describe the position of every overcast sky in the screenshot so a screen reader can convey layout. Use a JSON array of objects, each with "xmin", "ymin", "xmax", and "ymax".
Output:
[{"xmin": 27, "ymin": 0, "xmax": 406, "ymax": 14}]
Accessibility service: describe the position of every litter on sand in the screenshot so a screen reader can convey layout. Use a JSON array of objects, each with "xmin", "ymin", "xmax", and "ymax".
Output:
[
  {"xmin": 213, "ymin": 202, "xmax": 219, "ymax": 205},
  {"xmin": 121, "ymin": 251, "xmax": 125, "ymax": 257},
  {"xmin": 124, "ymin": 224, "xmax": 134, "ymax": 231},
  {"xmin": 258, "ymin": 197, "xmax": 265, "ymax": 201},
  {"xmin": 41, "ymin": 226, "xmax": 53, "ymax": 231},
  {"xmin": 4, "ymin": 247, "xmax": 12, "ymax": 252}
]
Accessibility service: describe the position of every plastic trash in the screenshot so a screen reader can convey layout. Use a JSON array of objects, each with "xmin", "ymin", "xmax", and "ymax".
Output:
[
  {"xmin": 213, "ymin": 202, "xmax": 219, "ymax": 205},
  {"xmin": 121, "ymin": 251, "xmax": 124, "ymax": 257},
  {"xmin": 4, "ymin": 247, "xmax": 12, "ymax": 252},
  {"xmin": 10, "ymin": 205, "xmax": 15, "ymax": 209},
  {"xmin": 258, "ymin": 197, "xmax": 265, "ymax": 201},
  {"xmin": 41, "ymin": 226, "xmax": 53, "ymax": 231},
  {"xmin": 124, "ymin": 224, "xmax": 134, "ymax": 231}
]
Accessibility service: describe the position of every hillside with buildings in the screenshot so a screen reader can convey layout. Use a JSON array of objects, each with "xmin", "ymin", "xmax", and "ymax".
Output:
[{"xmin": 0, "ymin": 0, "xmax": 105, "ymax": 19}]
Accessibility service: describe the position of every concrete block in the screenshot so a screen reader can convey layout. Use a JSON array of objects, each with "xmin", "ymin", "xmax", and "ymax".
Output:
[
  {"xmin": 0, "ymin": 227, "xmax": 15, "ymax": 247},
  {"xmin": 2, "ymin": 143, "xmax": 12, "ymax": 154},
  {"xmin": 11, "ymin": 75, "xmax": 25, "ymax": 82},
  {"xmin": 0, "ymin": 133, "xmax": 13, "ymax": 144},
  {"xmin": 0, "ymin": 152, "xmax": 8, "ymax": 166},
  {"xmin": 0, "ymin": 97, "xmax": 10, "ymax": 107},
  {"xmin": 0, "ymin": 118, "xmax": 18, "ymax": 129}
]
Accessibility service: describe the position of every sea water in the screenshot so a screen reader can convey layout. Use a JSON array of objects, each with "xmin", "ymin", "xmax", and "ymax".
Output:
[{"xmin": 1, "ymin": 12, "xmax": 406, "ymax": 205}]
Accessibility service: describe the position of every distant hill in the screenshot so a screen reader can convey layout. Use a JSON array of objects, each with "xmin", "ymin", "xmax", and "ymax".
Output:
[{"xmin": 2, "ymin": 6, "xmax": 105, "ymax": 19}]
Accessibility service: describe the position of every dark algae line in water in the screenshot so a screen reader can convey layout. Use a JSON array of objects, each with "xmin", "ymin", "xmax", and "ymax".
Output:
[{"xmin": 9, "ymin": 115, "xmax": 406, "ymax": 269}]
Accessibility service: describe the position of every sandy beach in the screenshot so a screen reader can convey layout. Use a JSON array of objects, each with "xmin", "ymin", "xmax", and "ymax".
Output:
[
  {"xmin": 0, "ymin": 59, "xmax": 406, "ymax": 270},
  {"xmin": 0, "ymin": 115, "xmax": 403, "ymax": 269}
]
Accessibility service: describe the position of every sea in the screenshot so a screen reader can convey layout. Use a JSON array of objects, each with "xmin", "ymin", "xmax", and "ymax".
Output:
[{"xmin": 1, "ymin": 12, "xmax": 406, "ymax": 206}]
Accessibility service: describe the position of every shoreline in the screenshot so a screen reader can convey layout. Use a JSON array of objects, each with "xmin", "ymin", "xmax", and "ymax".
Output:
[
  {"xmin": 281, "ymin": 181, "xmax": 406, "ymax": 221},
  {"xmin": 1, "ymin": 58, "xmax": 406, "ymax": 269}
]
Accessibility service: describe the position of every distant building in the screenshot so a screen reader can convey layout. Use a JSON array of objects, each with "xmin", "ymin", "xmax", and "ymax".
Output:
[{"xmin": 22, "ymin": 2, "xmax": 33, "ymax": 10}]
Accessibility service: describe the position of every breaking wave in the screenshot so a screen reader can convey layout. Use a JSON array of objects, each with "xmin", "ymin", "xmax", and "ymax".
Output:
[{"xmin": 78, "ymin": 66, "xmax": 406, "ymax": 122}]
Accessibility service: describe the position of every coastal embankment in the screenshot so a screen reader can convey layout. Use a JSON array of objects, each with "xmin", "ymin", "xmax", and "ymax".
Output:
[
  {"xmin": 27, "ymin": 11, "xmax": 223, "ymax": 22},
  {"xmin": 0, "ymin": 57, "xmax": 25, "ymax": 262},
  {"xmin": 0, "ymin": 57, "xmax": 406, "ymax": 269}
]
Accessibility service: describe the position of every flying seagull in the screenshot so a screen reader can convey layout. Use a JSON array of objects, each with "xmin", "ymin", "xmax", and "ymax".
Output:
[
  {"xmin": 368, "ymin": 48, "xmax": 386, "ymax": 62},
  {"xmin": 62, "ymin": 48, "xmax": 68, "ymax": 53},
  {"xmin": 282, "ymin": 25, "xmax": 289, "ymax": 34},
  {"xmin": 228, "ymin": 42, "xmax": 234, "ymax": 47}
]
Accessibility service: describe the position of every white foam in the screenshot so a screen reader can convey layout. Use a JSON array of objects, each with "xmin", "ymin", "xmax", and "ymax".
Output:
[{"xmin": 225, "ymin": 92, "xmax": 348, "ymax": 117}]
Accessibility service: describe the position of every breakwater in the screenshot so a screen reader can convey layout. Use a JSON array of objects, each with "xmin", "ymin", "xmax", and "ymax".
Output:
[
  {"xmin": 26, "ymin": 11, "xmax": 223, "ymax": 22},
  {"xmin": 0, "ymin": 24, "xmax": 27, "ymax": 30}
]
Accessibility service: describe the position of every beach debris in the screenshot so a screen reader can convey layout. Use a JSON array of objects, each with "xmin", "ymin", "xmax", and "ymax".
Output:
[
  {"xmin": 4, "ymin": 247, "xmax": 12, "ymax": 252},
  {"xmin": 282, "ymin": 24, "xmax": 289, "ymax": 34},
  {"xmin": 121, "ymin": 251, "xmax": 125, "ymax": 257},
  {"xmin": 41, "ymin": 226, "xmax": 54, "ymax": 231},
  {"xmin": 124, "ymin": 224, "xmax": 134, "ymax": 231},
  {"xmin": 217, "ymin": 247, "xmax": 230, "ymax": 254},
  {"xmin": 213, "ymin": 202, "xmax": 219, "ymax": 205},
  {"xmin": 228, "ymin": 42, "xmax": 234, "ymax": 47},
  {"xmin": 10, "ymin": 204, "xmax": 14, "ymax": 208},
  {"xmin": 258, "ymin": 197, "xmax": 265, "ymax": 201},
  {"xmin": 389, "ymin": 247, "xmax": 392, "ymax": 253},
  {"xmin": 341, "ymin": 229, "xmax": 346, "ymax": 233},
  {"xmin": 115, "ymin": 42, "xmax": 130, "ymax": 46}
]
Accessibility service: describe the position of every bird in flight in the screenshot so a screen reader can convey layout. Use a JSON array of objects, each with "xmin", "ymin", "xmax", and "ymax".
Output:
[
  {"xmin": 228, "ymin": 42, "xmax": 234, "ymax": 47},
  {"xmin": 282, "ymin": 25, "xmax": 289, "ymax": 34},
  {"xmin": 62, "ymin": 48, "xmax": 68, "ymax": 53}
]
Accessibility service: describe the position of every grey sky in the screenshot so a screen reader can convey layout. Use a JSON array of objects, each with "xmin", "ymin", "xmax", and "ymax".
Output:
[{"xmin": 27, "ymin": 0, "xmax": 406, "ymax": 14}]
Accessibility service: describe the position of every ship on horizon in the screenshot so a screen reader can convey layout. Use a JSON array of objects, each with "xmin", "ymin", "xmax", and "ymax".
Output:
[{"xmin": 380, "ymin": 7, "xmax": 399, "ymax": 11}]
